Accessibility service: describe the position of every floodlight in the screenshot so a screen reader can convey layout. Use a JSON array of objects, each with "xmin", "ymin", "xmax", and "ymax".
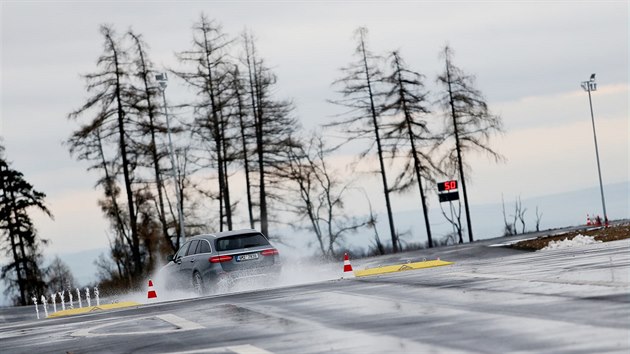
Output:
[{"xmin": 580, "ymin": 73, "xmax": 608, "ymax": 225}]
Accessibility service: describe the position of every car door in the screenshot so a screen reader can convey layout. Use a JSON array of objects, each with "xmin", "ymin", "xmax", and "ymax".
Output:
[
  {"xmin": 166, "ymin": 241, "xmax": 191, "ymax": 287},
  {"xmin": 180, "ymin": 240, "xmax": 199, "ymax": 283},
  {"xmin": 193, "ymin": 239, "xmax": 212, "ymax": 278}
]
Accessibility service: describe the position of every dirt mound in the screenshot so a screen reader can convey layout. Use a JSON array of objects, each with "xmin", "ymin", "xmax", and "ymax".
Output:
[{"xmin": 510, "ymin": 223, "xmax": 630, "ymax": 251}]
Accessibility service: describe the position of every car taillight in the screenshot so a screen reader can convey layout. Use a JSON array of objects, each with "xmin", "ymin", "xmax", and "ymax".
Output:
[
  {"xmin": 209, "ymin": 255, "xmax": 233, "ymax": 263},
  {"xmin": 261, "ymin": 248, "xmax": 279, "ymax": 256}
]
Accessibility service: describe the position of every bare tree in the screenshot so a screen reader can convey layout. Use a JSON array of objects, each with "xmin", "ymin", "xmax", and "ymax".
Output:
[
  {"xmin": 68, "ymin": 25, "xmax": 142, "ymax": 277},
  {"xmin": 46, "ymin": 257, "xmax": 76, "ymax": 293},
  {"xmin": 436, "ymin": 45, "xmax": 504, "ymax": 243},
  {"xmin": 515, "ymin": 196, "xmax": 527, "ymax": 234},
  {"xmin": 230, "ymin": 65, "xmax": 255, "ymax": 228},
  {"xmin": 381, "ymin": 50, "xmax": 440, "ymax": 248},
  {"xmin": 501, "ymin": 194, "xmax": 515, "ymax": 236},
  {"xmin": 440, "ymin": 199, "xmax": 463, "ymax": 244},
  {"xmin": 127, "ymin": 30, "xmax": 176, "ymax": 252},
  {"xmin": 67, "ymin": 122, "xmax": 141, "ymax": 288},
  {"xmin": 535, "ymin": 206, "xmax": 543, "ymax": 232},
  {"xmin": 285, "ymin": 134, "xmax": 368, "ymax": 257},
  {"xmin": 242, "ymin": 31, "xmax": 299, "ymax": 237},
  {"xmin": 174, "ymin": 15, "xmax": 238, "ymax": 231},
  {"xmin": 68, "ymin": 125, "xmax": 129, "ymax": 242},
  {"xmin": 329, "ymin": 27, "xmax": 400, "ymax": 252},
  {"xmin": 359, "ymin": 189, "xmax": 385, "ymax": 256}
]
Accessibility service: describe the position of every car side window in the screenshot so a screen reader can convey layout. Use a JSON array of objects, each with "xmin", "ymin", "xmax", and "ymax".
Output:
[
  {"xmin": 196, "ymin": 240, "xmax": 211, "ymax": 254},
  {"xmin": 175, "ymin": 242, "xmax": 190, "ymax": 260},
  {"xmin": 185, "ymin": 240, "xmax": 199, "ymax": 256}
]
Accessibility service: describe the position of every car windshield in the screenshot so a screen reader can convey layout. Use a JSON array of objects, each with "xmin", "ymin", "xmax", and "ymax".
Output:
[{"xmin": 216, "ymin": 233, "xmax": 270, "ymax": 252}]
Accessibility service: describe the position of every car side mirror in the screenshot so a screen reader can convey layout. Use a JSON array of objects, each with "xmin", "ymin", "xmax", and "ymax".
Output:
[{"xmin": 167, "ymin": 254, "xmax": 174, "ymax": 262}]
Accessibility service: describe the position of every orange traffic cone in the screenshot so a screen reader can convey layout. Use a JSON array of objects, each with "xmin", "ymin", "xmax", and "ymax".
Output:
[
  {"xmin": 147, "ymin": 279, "xmax": 157, "ymax": 300},
  {"xmin": 342, "ymin": 253, "xmax": 354, "ymax": 278},
  {"xmin": 586, "ymin": 214, "xmax": 592, "ymax": 226}
]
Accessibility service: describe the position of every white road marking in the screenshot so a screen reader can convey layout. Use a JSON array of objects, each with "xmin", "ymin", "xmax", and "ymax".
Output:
[
  {"xmin": 228, "ymin": 345, "xmax": 274, "ymax": 354},
  {"xmin": 161, "ymin": 344, "xmax": 274, "ymax": 354},
  {"xmin": 156, "ymin": 313, "xmax": 205, "ymax": 330},
  {"xmin": 71, "ymin": 313, "xmax": 205, "ymax": 337},
  {"xmin": 449, "ymin": 272, "xmax": 515, "ymax": 280}
]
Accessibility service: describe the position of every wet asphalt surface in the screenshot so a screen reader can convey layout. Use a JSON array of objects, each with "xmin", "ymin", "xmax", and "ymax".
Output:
[{"xmin": 0, "ymin": 229, "xmax": 628, "ymax": 354}]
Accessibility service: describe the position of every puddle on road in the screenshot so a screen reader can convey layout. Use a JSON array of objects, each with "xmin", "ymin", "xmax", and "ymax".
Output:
[{"xmin": 219, "ymin": 304, "xmax": 296, "ymax": 329}]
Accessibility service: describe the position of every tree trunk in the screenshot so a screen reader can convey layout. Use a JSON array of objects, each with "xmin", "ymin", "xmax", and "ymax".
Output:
[
  {"xmin": 1, "ymin": 181, "xmax": 25, "ymax": 304},
  {"xmin": 8, "ymin": 186, "xmax": 31, "ymax": 305},
  {"xmin": 95, "ymin": 129, "xmax": 131, "ymax": 246},
  {"xmin": 220, "ymin": 110, "xmax": 233, "ymax": 230},
  {"xmin": 233, "ymin": 68, "xmax": 255, "ymax": 229},
  {"xmin": 0, "ymin": 168, "xmax": 25, "ymax": 304},
  {"xmin": 109, "ymin": 34, "xmax": 141, "ymax": 277},
  {"xmin": 359, "ymin": 37, "xmax": 398, "ymax": 252},
  {"xmin": 130, "ymin": 33, "xmax": 174, "ymax": 252},
  {"xmin": 254, "ymin": 75, "xmax": 268, "ymax": 237},
  {"xmin": 201, "ymin": 28, "xmax": 229, "ymax": 232},
  {"xmin": 445, "ymin": 56, "xmax": 474, "ymax": 243},
  {"xmin": 245, "ymin": 38, "xmax": 268, "ymax": 236},
  {"xmin": 393, "ymin": 54, "xmax": 433, "ymax": 248},
  {"xmin": 16, "ymin": 221, "xmax": 31, "ymax": 302},
  {"xmin": 8, "ymin": 232, "xmax": 25, "ymax": 304}
]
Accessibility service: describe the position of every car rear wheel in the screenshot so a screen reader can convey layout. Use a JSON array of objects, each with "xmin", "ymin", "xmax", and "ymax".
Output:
[{"xmin": 193, "ymin": 272, "xmax": 205, "ymax": 295}]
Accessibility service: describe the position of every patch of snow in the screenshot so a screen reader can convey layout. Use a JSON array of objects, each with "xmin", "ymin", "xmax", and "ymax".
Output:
[{"xmin": 541, "ymin": 234, "xmax": 602, "ymax": 251}]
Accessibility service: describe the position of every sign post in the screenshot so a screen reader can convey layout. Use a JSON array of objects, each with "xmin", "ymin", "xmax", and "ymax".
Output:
[
  {"xmin": 437, "ymin": 180, "xmax": 459, "ymax": 203},
  {"xmin": 438, "ymin": 180, "xmax": 462, "ymax": 243}
]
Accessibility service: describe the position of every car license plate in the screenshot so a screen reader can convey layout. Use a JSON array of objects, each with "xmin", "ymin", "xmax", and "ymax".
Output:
[{"xmin": 236, "ymin": 253, "xmax": 259, "ymax": 262}]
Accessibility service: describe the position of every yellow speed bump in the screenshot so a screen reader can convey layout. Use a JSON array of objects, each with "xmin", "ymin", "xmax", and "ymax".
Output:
[
  {"xmin": 47, "ymin": 301, "xmax": 141, "ymax": 318},
  {"xmin": 354, "ymin": 259, "xmax": 453, "ymax": 277}
]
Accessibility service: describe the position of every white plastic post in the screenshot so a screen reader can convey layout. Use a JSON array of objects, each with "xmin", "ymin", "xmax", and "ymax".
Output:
[
  {"xmin": 94, "ymin": 286, "xmax": 100, "ymax": 306},
  {"xmin": 51, "ymin": 293, "xmax": 57, "ymax": 313},
  {"xmin": 85, "ymin": 287, "xmax": 91, "ymax": 307},
  {"xmin": 32, "ymin": 297, "xmax": 40, "ymax": 320},
  {"xmin": 41, "ymin": 295, "xmax": 48, "ymax": 318}
]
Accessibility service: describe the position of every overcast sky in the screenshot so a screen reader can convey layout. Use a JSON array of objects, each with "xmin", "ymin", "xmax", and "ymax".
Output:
[{"xmin": 1, "ymin": 1, "xmax": 628, "ymax": 257}]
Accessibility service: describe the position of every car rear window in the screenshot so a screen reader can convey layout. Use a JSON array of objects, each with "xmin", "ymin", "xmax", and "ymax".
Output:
[{"xmin": 216, "ymin": 233, "xmax": 270, "ymax": 252}]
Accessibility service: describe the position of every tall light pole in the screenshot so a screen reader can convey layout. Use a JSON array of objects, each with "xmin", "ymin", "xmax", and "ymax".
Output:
[
  {"xmin": 156, "ymin": 73, "xmax": 186, "ymax": 244},
  {"xmin": 581, "ymin": 73, "xmax": 608, "ymax": 225}
]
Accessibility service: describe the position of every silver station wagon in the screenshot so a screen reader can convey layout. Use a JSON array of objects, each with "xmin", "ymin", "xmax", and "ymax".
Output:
[{"xmin": 161, "ymin": 229, "xmax": 281, "ymax": 294}]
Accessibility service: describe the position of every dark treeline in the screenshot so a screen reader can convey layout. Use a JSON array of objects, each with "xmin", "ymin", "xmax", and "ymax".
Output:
[
  {"xmin": 67, "ymin": 18, "xmax": 304, "ymax": 291},
  {"xmin": 1, "ymin": 144, "xmax": 76, "ymax": 305},
  {"xmin": 64, "ymin": 19, "xmax": 502, "ymax": 292},
  {"xmin": 0, "ymin": 16, "xmax": 511, "ymax": 301}
]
